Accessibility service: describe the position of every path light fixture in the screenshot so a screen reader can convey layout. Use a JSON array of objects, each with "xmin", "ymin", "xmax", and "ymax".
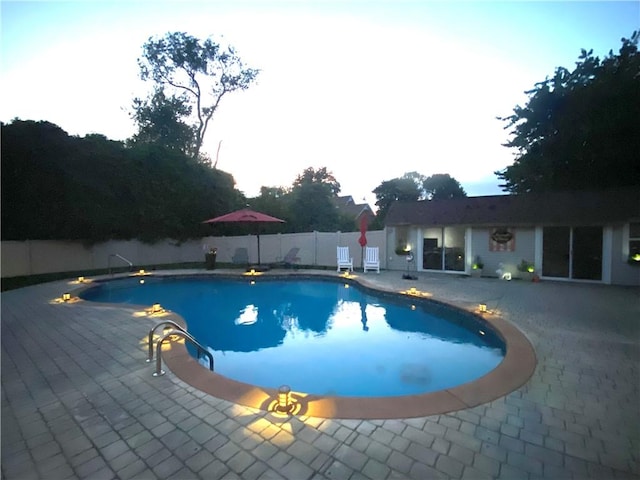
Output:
[
  {"xmin": 276, "ymin": 385, "xmax": 293, "ymax": 414},
  {"xmin": 62, "ymin": 292, "xmax": 71, "ymax": 302},
  {"xmin": 478, "ymin": 303, "xmax": 487, "ymax": 313},
  {"xmin": 78, "ymin": 276, "xmax": 85, "ymax": 283},
  {"xmin": 151, "ymin": 303, "xmax": 163, "ymax": 314}
]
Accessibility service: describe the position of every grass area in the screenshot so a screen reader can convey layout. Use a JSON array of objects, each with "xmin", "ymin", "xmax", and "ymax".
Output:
[
  {"xmin": 0, "ymin": 262, "xmax": 329, "ymax": 292},
  {"xmin": 1, "ymin": 262, "xmax": 203, "ymax": 292}
]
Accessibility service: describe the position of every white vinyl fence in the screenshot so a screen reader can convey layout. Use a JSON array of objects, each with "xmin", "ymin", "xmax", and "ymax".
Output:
[{"xmin": 1, "ymin": 230, "xmax": 387, "ymax": 278}]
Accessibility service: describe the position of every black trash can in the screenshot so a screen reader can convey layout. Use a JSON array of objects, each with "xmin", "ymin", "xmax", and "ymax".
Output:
[{"xmin": 205, "ymin": 251, "xmax": 217, "ymax": 270}]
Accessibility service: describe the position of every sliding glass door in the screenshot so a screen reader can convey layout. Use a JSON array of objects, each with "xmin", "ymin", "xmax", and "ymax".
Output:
[
  {"xmin": 542, "ymin": 226, "xmax": 602, "ymax": 280},
  {"xmin": 422, "ymin": 227, "xmax": 465, "ymax": 271}
]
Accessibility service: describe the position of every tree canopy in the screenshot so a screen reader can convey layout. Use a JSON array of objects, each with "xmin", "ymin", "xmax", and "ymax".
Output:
[
  {"xmin": 372, "ymin": 172, "xmax": 466, "ymax": 223},
  {"xmin": 2, "ymin": 122, "xmax": 362, "ymax": 242},
  {"xmin": 249, "ymin": 167, "xmax": 353, "ymax": 233},
  {"xmin": 132, "ymin": 32, "xmax": 260, "ymax": 159},
  {"xmin": 496, "ymin": 31, "xmax": 640, "ymax": 193},
  {"xmin": 1, "ymin": 120, "xmax": 243, "ymax": 243},
  {"xmin": 423, "ymin": 173, "xmax": 467, "ymax": 200},
  {"xmin": 292, "ymin": 166, "xmax": 341, "ymax": 196}
]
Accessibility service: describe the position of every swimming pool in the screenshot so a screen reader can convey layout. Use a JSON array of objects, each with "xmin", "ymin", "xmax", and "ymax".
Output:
[{"xmin": 81, "ymin": 275, "xmax": 505, "ymax": 397}]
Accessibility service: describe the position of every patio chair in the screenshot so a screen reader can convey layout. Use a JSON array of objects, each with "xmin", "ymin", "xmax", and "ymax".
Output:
[
  {"xmin": 363, "ymin": 246, "xmax": 380, "ymax": 273},
  {"xmin": 232, "ymin": 247, "xmax": 249, "ymax": 265},
  {"xmin": 337, "ymin": 246, "xmax": 353, "ymax": 272},
  {"xmin": 278, "ymin": 247, "xmax": 301, "ymax": 269}
]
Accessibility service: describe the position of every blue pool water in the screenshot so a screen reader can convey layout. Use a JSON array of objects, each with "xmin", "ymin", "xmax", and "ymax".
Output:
[{"xmin": 82, "ymin": 276, "xmax": 505, "ymax": 397}]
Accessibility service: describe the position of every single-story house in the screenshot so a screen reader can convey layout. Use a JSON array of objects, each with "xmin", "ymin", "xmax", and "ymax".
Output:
[{"xmin": 384, "ymin": 187, "xmax": 640, "ymax": 286}]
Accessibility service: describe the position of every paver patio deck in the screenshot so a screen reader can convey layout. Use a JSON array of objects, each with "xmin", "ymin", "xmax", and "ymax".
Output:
[{"xmin": 2, "ymin": 270, "xmax": 638, "ymax": 479}]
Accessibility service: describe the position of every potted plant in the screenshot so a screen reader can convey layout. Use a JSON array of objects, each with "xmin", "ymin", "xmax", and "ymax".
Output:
[
  {"xmin": 471, "ymin": 256, "xmax": 484, "ymax": 277},
  {"xmin": 628, "ymin": 252, "xmax": 640, "ymax": 266},
  {"xmin": 395, "ymin": 243, "xmax": 409, "ymax": 256},
  {"xmin": 517, "ymin": 259, "xmax": 535, "ymax": 281}
]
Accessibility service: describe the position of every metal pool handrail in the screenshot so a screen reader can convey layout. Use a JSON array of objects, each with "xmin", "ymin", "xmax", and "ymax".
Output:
[
  {"xmin": 147, "ymin": 320, "xmax": 186, "ymax": 362},
  {"xmin": 108, "ymin": 253, "xmax": 133, "ymax": 275},
  {"xmin": 148, "ymin": 321, "xmax": 214, "ymax": 377}
]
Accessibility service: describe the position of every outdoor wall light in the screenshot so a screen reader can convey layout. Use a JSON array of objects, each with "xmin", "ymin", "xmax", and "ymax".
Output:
[
  {"xmin": 479, "ymin": 303, "xmax": 487, "ymax": 312},
  {"xmin": 62, "ymin": 293, "xmax": 71, "ymax": 302},
  {"xmin": 276, "ymin": 385, "xmax": 293, "ymax": 413}
]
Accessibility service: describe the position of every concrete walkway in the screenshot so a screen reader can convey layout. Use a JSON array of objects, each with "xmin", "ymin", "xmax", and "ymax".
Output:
[{"xmin": 2, "ymin": 270, "xmax": 638, "ymax": 479}]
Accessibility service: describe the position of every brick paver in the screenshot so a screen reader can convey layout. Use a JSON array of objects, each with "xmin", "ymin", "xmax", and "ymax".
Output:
[{"xmin": 2, "ymin": 271, "xmax": 639, "ymax": 479}]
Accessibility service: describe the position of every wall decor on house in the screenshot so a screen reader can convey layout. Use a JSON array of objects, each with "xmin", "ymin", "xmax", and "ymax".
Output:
[{"xmin": 490, "ymin": 228, "xmax": 516, "ymax": 252}]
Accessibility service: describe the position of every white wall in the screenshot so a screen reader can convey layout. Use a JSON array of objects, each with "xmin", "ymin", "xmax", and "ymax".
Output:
[
  {"xmin": 470, "ymin": 228, "xmax": 536, "ymax": 279},
  {"xmin": 1, "ymin": 230, "xmax": 387, "ymax": 278}
]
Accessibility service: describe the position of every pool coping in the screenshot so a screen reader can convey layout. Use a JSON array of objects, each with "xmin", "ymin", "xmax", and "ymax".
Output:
[{"xmin": 76, "ymin": 270, "xmax": 537, "ymax": 420}]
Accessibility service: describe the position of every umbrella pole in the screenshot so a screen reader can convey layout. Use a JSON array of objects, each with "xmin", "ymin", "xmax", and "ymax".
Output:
[{"xmin": 257, "ymin": 234, "xmax": 261, "ymax": 265}]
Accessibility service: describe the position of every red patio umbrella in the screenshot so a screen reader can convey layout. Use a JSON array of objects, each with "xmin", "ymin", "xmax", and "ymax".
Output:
[{"xmin": 202, "ymin": 208, "xmax": 285, "ymax": 265}]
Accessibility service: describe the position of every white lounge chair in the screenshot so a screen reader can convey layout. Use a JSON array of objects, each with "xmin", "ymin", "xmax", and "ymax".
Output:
[
  {"xmin": 363, "ymin": 246, "xmax": 380, "ymax": 273},
  {"xmin": 337, "ymin": 246, "xmax": 353, "ymax": 272}
]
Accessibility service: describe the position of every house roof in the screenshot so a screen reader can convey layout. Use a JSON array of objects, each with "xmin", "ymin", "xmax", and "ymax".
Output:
[
  {"xmin": 385, "ymin": 187, "xmax": 640, "ymax": 227},
  {"xmin": 332, "ymin": 196, "xmax": 375, "ymax": 220}
]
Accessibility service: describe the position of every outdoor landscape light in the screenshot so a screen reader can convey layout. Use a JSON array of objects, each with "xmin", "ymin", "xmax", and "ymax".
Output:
[
  {"xmin": 250, "ymin": 268, "xmax": 256, "ymax": 275},
  {"xmin": 276, "ymin": 385, "xmax": 292, "ymax": 413},
  {"xmin": 151, "ymin": 303, "xmax": 162, "ymax": 314},
  {"xmin": 139, "ymin": 269, "xmax": 145, "ymax": 275},
  {"xmin": 479, "ymin": 303, "xmax": 487, "ymax": 312},
  {"xmin": 78, "ymin": 276, "xmax": 85, "ymax": 283},
  {"xmin": 62, "ymin": 292, "xmax": 71, "ymax": 302},
  {"xmin": 250, "ymin": 280, "xmax": 256, "ymax": 285},
  {"xmin": 409, "ymin": 287, "xmax": 417, "ymax": 294}
]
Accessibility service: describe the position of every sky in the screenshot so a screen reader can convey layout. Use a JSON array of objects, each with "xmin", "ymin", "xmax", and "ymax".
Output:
[{"xmin": 2, "ymin": 1, "xmax": 639, "ymax": 209}]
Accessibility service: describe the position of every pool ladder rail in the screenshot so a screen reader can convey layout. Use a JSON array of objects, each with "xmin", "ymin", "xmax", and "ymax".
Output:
[
  {"xmin": 108, "ymin": 253, "xmax": 134, "ymax": 275},
  {"xmin": 147, "ymin": 320, "xmax": 214, "ymax": 377}
]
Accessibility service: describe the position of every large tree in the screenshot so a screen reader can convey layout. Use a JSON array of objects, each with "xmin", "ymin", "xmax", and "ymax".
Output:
[
  {"xmin": 423, "ymin": 173, "xmax": 467, "ymax": 200},
  {"xmin": 372, "ymin": 172, "xmax": 426, "ymax": 222},
  {"xmin": 128, "ymin": 88, "xmax": 196, "ymax": 153},
  {"xmin": 496, "ymin": 31, "xmax": 640, "ymax": 193},
  {"xmin": 134, "ymin": 32, "xmax": 259, "ymax": 159},
  {"xmin": 292, "ymin": 167, "xmax": 341, "ymax": 196}
]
